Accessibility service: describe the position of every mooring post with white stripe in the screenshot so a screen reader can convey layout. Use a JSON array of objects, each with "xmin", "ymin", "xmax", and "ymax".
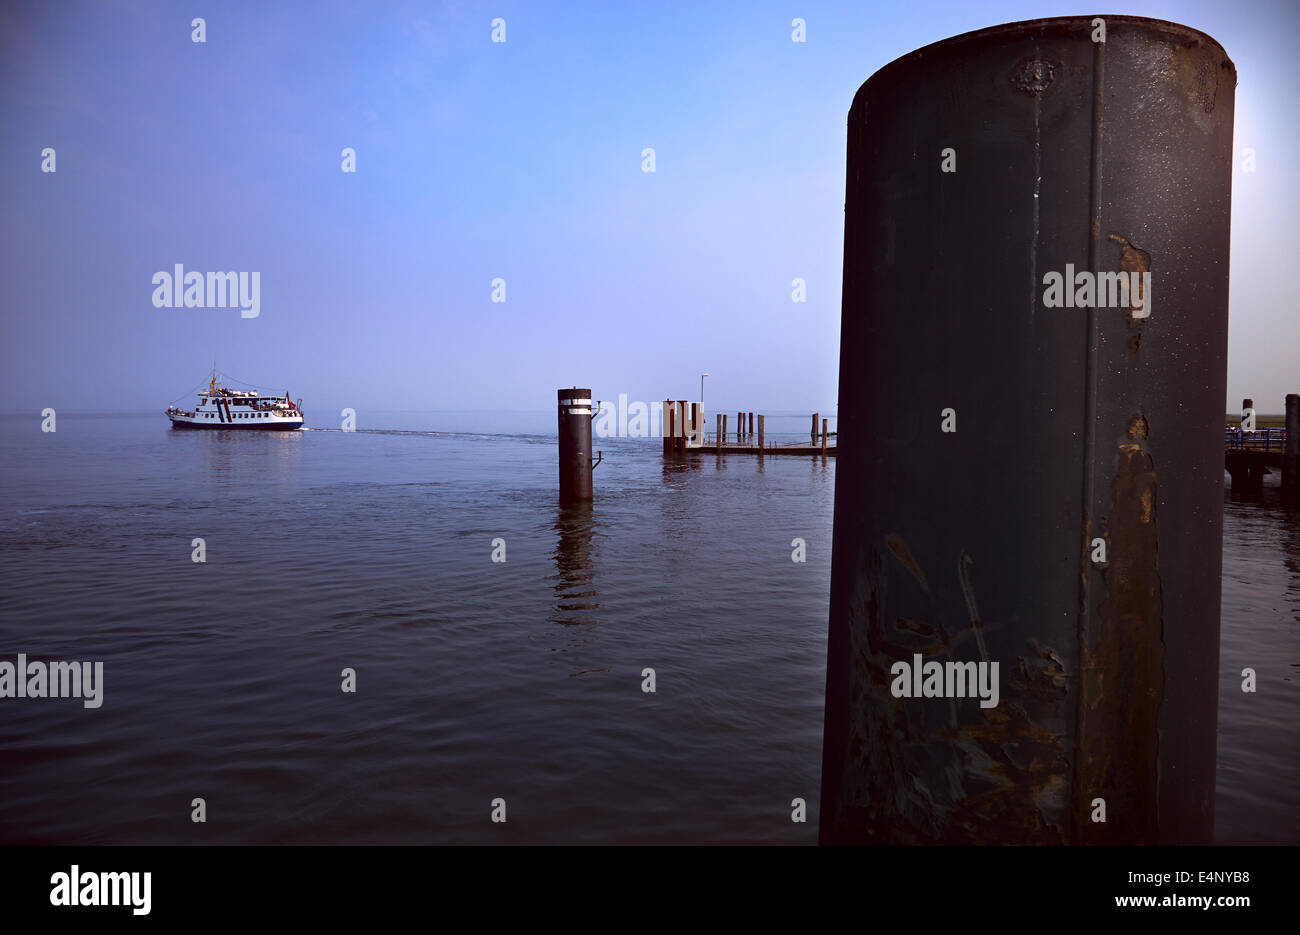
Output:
[{"xmin": 558, "ymin": 387, "xmax": 594, "ymax": 502}]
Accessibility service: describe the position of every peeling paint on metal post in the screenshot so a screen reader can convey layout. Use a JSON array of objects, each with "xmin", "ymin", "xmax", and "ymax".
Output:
[{"xmin": 821, "ymin": 17, "xmax": 1234, "ymax": 844}]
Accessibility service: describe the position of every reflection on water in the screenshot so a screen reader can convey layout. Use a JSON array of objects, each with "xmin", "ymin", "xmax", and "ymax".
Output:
[
  {"xmin": 551, "ymin": 502, "xmax": 599, "ymax": 628},
  {"xmin": 659, "ymin": 455, "xmax": 700, "ymax": 492},
  {"xmin": 178, "ymin": 425, "xmax": 305, "ymax": 485},
  {"xmin": 659, "ymin": 454, "xmax": 707, "ymax": 545},
  {"xmin": 1216, "ymin": 477, "xmax": 1300, "ymax": 843}
]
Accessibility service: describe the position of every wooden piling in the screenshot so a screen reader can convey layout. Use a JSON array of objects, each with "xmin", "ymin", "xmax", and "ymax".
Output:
[
  {"xmin": 757, "ymin": 414, "xmax": 765, "ymax": 450},
  {"xmin": 722, "ymin": 413, "xmax": 728, "ymax": 448},
  {"xmin": 812, "ymin": 412, "xmax": 819, "ymax": 443},
  {"xmin": 822, "ymin": 418, "xmax": 828, "ymax": 455},
  {"xmin": 662, "ymin": 400, "xmax": 672, "ymax": 456}
]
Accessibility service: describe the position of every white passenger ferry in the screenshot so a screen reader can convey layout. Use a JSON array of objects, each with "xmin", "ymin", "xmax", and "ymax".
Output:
[{"xmin": 166, "ymin": 375, "xmax": 304, "ymax": 430}]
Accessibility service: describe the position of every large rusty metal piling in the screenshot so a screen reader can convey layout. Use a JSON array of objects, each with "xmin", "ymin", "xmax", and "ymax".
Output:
[
  {"xmin": 821, "ymin": 16, "xmax": 1235, "ymax": 844},
  {"xmin": 1284, "ymin": 394, "xmax": 1299, "ymax": 495}
]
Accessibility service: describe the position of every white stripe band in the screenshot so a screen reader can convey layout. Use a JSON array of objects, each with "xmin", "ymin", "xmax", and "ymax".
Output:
[
  {"xmin": 559, "ymin": 398, "xmax": 592, "ymax": 406},
  {"xmin": 566, "ymin": 408, "xmax": 591, "ymax": 415}
]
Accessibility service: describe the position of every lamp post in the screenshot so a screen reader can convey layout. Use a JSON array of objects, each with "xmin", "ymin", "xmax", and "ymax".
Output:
[{"xmin": 701, "ymin": 374, "xmax": 709, "ymax": 443}]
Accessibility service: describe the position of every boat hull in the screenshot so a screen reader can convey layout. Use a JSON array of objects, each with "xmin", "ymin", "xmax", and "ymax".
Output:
[{"xmin": 169, "ymin": 416, "xmax": 303, "ymax": 431}]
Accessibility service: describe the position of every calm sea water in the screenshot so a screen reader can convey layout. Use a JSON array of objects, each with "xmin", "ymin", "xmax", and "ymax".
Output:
[{"xmin": 0, "ymin": 412, "xmax": 1294, "ymax": 844}]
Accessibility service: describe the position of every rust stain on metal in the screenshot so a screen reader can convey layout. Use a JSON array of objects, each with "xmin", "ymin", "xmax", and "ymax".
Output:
[
  {"xmin": 838, "ymin": 543, "xmax": 1071, "ymax": 843},
  {"xmin": 1007, "ymin": 643, "xmax": 1069, "ymax": 703},
  {"xmin": 1140, "ymin": 488, "xmax": 1154, "ymax": 524},
  {"xmin": 1011, "ymin": 57, "xmax": 1057, "ymax": 94},
  {"xmin": 1077, "ymin": 426, "xmax": 1165, "ymax": 843},
  {"xmin": 945, "ymin": 699, "xmax": 1069, "ymax": 844},
  {"xmin": 1108, "ymin": 233, "xmax": 1152, "ymax": 325},
  {"xmin": 895, "ymin": 616, "xmax": 941, "ymax": 640},
  {"xmin": 1109, "ymin": 233, "xmax": 1151, "ymax": 275},
  {"xmin": 885, "ymin": 533, "xmax": 930, "ymax": 592}
]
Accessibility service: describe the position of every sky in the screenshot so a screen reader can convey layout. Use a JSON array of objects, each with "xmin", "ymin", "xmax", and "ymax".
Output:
[{"xmin": 1, "ymin": 0, "xmax": 1297, "ymax": 416}]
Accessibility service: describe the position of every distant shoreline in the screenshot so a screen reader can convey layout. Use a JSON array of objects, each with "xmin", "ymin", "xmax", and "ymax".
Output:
[{"xmin": 1225, "ymin": 414, "xmax": 1285, "ymax": 428}]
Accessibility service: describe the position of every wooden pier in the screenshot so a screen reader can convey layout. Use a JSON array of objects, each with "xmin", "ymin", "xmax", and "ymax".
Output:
[
  {"xmin": 696, "ymin": 440, "xmax": 836, "ymax": 456},
  {"xmin": 660, "ymin": 401, "xmax": 836, "ymax": 457}
]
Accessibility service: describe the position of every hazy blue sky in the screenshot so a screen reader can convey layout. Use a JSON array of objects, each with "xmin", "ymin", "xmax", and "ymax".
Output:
[{"xmin": 2, "ymin": 0, "xmax": 1297, "ymax": 416}]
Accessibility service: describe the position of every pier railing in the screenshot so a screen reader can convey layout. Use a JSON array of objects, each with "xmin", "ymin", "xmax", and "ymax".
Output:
[{"xmin": 1225, "ymin": 427, "xmax": 1288, "ymax": 452}]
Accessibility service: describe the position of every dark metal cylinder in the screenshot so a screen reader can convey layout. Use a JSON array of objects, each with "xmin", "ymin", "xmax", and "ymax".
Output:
[
  {"xmin": 1284, "ymin": 394, "xmax": 1299, "ymax": 493},
  {"xmin": 821, "ymin": 16, "xmax": 1235, "ymax": 844},
  {"xmin": 557, "ymin": 388, "xmax": 594, "ymax": 502}
]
